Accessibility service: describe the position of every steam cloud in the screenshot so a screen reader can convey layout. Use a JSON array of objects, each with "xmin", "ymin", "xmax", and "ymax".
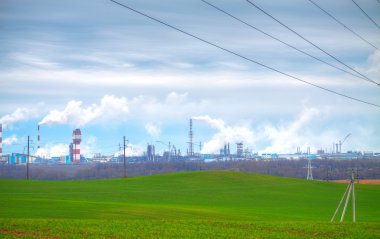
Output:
[
  {"xmin": 145, "ymin": 122, "xmax": 161, "ymax": 138},
  {"xmin": 192, "ymin": 115, "xmax": 255, "ymax": 154},
  {"xmin": 192, "ymin": 108, "xmax": 322, "ymax": 154},
  {"xmin": 39, "ymin": 95, "xmax": 129, "ymax": 126}
]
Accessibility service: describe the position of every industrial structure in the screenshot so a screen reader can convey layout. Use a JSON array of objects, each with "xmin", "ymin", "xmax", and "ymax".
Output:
[
  {"xmin": 188, "ymin": 118, "xmax": 193, "ymax": 156},
  {"xmin": 72, "ymin": 129, "xmax": 82, "ymax": 163},
  {"xmin": 1, "ymin": 119, "xmax": 379, "ymax": 167},
  {"xmin": 146, "ymin": 144, "xmax": 155, "ymax": 161},
  {"xmin": 0, "ymin": 123, "xmax": 2, "ymax": 158},
  {"xmin": 236, "ymin": 142, "xmax": 243, "ymax": 157},
  {"xmin": 37, "ymin": 125, "xmax": 41, "ymax": 149}
]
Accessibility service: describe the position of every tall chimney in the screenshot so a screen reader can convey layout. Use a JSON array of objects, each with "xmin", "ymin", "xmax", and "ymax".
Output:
[
  {"xmin": 0, "ymin": 123, "xmax": 2, "ymax": 158},
  {"xmin": 72, "ymin": 129, "xmax": 82, "ymax": 163}
]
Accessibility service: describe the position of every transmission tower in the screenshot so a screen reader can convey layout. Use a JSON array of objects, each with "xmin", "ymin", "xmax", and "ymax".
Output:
[
  {"xmin": 331, "ymin": 170, "xmax": 356, "ymax": 223},
  {"xmin": 305, "ymin": 159, "xmax": 314, "ymax": 180}
]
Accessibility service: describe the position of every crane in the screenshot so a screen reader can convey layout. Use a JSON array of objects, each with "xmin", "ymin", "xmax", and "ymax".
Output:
[{"xmin": 339, "ymin": 134, "xmax": 351, "ymax": 153}]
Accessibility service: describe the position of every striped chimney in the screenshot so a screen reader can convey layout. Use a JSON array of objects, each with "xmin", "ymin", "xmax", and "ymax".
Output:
[
  {"xmin": 72, "ymin": 129, "xmax": 81, "ymax": 163},
  {"xmin": 0, "ymin": 123, "xmax": 2, "ymax": 157}
]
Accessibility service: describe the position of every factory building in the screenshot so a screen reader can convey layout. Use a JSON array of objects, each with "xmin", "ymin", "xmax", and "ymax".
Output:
[
  {"xmin": 147, "ymin": 144, "xmax": 155, "ymax": 161},
  {"xmin": 236, "ymin": 142, "xmax": 243, "ymax": 157}
]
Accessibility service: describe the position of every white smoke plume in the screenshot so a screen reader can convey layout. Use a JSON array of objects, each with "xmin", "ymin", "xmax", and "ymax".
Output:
[
  {"xmin": 260, "ymin": 108, "xmax": 321, "ymax": 154},
  {"xmin": 0, "ymin": 107, "xmax": 39, "ymax": 129},
  {"xmin": 39, "ymin": 95, "xmax": 129, "ymax": 126},
  {"xmin": 145, "ymin": 122, "xmax": 161, "ymax": 138},
  {"xmin": 192, "ymin": 115, "xmax": 255, "ymax": 154},
  {"xmin": 36, "ymin": 144, "xmax": 69, "ymax": 158},
  {"xmin": 193, "ymin": 108, "xmax": 322, "ymax": 154}
]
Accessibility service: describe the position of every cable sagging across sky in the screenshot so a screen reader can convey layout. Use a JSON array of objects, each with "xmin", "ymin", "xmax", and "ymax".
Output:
[
  {"xmin": 109, "ymin": 0, "xmax": 380, "ymax": 108},
  {"xmin": 307, "ymin": 0, "xmax": 379, "ymax": 51},
  {"xmin": 201, "ymin": 0, "xmax": 373, "ymax": 85},
  {"xmin": 351, "ymin": 0, "xmax": 380, "ymax": 30},
  {"xmin": 245, "ymin": 0, "xmax": 379, "ymax": 86}
]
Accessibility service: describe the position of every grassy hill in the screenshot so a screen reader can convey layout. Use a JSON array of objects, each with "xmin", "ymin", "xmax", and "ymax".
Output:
[{"xmin": 0, "ymin": 171, "xmax": 379, "ymax": 238}]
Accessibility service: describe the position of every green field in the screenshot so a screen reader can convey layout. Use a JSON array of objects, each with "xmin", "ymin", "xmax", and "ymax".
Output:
[{"xmin": 0, "ymin": 171, "xmax": 379, "ymax": 238}]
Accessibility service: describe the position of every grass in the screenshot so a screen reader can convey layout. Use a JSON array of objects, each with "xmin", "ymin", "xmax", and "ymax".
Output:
[{"xmin": 0, "ymin": 171, "xmax": 379, "ymax": 238}]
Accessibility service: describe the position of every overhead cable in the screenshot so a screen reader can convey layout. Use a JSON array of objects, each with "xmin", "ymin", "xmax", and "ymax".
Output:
[
  {"xmin": 109, "ymin": 0, "xmax": 380, "ymax": 108},
  {"xmin": 307, "ymin": 0, "xmax": 379, "ymax": 51},
  {"xmin": 351, "ymin": 0, "xmax": 380, "ymax": 30},
  {"xmin": 245, "ymin": 0, "xmax": 379, "ymax": 86},
  {"xmin": 202, "ymin": 0, "xmax": 372, "ymax": 84}
]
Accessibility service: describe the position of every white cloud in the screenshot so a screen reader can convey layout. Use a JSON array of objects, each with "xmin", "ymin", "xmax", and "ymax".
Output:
[
  {"xmin": 3, "ymin": 135, "xmax": 18, "ymax": 145},
  {"xmin": 145, "ymin": 122, "xmax": 161, "ymax": 138},
  {"xmin": 39, "ymin": 95, "xmax": 129, "ymax": 127}
]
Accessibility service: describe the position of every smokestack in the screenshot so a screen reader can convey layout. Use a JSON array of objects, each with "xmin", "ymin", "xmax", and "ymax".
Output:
[
  {"xmin": 37, "ymin": 125, "xmax": 40, "ymax": 149},
  {"xmin": 189, "ymin": 118, "xmax": 193, "ymax": 156},
  {"xmin": 0, "ymin": 123, "xmax": 2, "ymax": 158},
  {"xmin": 72, "ymin": 129, "xmax": 81, "ymax": 163}
]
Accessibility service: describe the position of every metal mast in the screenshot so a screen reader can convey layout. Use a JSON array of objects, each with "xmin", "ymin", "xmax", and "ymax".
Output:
[
  {"xmin": 189, "ymin": 118, "xmax": 193, "ymax": 156},
  {"xmin": 331, "ymin": 170, "xmax": 356, "ymax": 223},
  {"xmin": 306, "ymin": 159, "xmax": 313, "ymax": 180}
]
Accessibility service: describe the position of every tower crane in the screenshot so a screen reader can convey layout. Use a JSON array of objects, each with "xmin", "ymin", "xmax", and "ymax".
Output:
[{"xmin": 339, "ymin": 134, "xmax": 351, "ymax": 153}]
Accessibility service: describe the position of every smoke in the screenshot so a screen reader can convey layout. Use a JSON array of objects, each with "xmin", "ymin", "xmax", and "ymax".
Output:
[
  {"xmin": 3, "ymin": 135, "xmax": 18, "ymax": 145},
  {"xmin": 192, "ymin": 115, "xmax": 255, "ymax": 154},
  {"xmin": 260, "ymin": 108, "xmax": 320, "ymax": 153},
  {"xmin": 145, "ymin": 122, "xmax": 161, "ymax": 138},
  {"xmin": 193, "ymin": 108, "xmax": 323, "ymax": 154},
  {"xmin": 39, "ymin": 95, "xmax": 129, "ymax": 126},
  {"xmin": 36, "ymin": 144, "xmax": 69, "ymax": 158},
  {"xmin": 192, "ymin": 115, "xmax": 225, "ymax": 130},
  {"xmin": 0, "ymin": 108, "xmax": 39, "ymax": 129}
]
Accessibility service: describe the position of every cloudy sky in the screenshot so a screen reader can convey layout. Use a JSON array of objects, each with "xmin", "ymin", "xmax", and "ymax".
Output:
[{"xmin": 1, "ymin": 0, "xmax": 379, "ymax": 157}]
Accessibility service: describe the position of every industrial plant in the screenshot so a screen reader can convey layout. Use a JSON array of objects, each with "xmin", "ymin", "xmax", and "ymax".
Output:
[{"xmin": 0, "ymin": 119, "xmax": 379, "ymax": 167}]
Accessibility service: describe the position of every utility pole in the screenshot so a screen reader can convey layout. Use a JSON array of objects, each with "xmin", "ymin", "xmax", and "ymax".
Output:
[
  {"xmin": 27, "ymin": 136, "xmax": 30, "ymax": 180},
  {"xmin": 331, "ymin": 170, "xmax": 356, "ymax": 223},
  {"xmin": 123, "ymin": 136, "xmax": 127, "ymax": 178}
]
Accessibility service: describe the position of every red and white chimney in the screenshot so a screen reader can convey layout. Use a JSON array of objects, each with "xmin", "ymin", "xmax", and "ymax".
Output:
[
  {"xmin": 0, "ymin": 123, "xmax": 2, "ymax": 158},
  {"xmin": 72, "ymin": 129, "xmax": 81, "ymax": 163}
]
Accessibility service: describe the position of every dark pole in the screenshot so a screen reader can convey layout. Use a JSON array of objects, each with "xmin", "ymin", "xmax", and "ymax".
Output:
[
  {"xmin": 27, "ymin": 136, "xmax": 30, "ymax": 180},
  {"xmin": 123, "ymin": 136, "xmax": 126, "ymax": 178}
]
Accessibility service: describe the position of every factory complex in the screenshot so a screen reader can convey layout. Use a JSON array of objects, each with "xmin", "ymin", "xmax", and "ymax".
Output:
[{"xmin": 0, "ymin": 121, "xmax": 379, "ymax": 166}]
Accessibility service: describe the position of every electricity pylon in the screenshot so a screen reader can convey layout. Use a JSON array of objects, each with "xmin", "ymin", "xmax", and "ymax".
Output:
[
  {"xmin": 305, "ymin": 159, "xmax": 314, "ymax": 180},
  {"xmin": 331, "ymin": 170, "xmax": 356, "ymax": 223}
]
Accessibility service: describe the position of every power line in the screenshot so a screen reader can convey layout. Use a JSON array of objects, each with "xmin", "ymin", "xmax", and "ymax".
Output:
[
  {"xmin": 245, "ymin": 0, "xmax": 379, "ymax": 86},
  {"xmin": 307, "ymin": 0, "xmax": 379, "ymax": 51},
  {"xmin": 201, "ymin": 0, "xmax": 371, "ymax": 84},
  {"xmin": 109, "ymin": 0, "xmax": 380, "ymax": 108},
  {"xmin": 351, "ymin": 0, "xmax": 380, "ymax": 30}
]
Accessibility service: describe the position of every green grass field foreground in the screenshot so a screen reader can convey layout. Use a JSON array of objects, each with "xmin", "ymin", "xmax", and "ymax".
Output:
[{"xmin": 0, "ymin": 171, "xmax": 379, "ymax": 238}]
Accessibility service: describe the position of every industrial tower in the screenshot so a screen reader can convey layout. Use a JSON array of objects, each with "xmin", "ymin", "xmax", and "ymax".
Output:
[
  {"xmin": 72, "ymin": 129, "xmax": 82, "ymax": 163},
  {"xmin": 37, "ymin": 125, "xmax": 40, "ymax": 149},
  {"xmin": 0, "ymin": 123, "xmax": 2, "ymax": 158},
  {"xmin": 188, "ymin": 118, "xmax": 193, "ymax": 156}
]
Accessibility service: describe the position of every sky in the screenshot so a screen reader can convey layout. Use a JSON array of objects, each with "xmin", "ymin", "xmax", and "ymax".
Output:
[{"xmin": 0, "ymin": 0, "xmax": 379, "ymax": 157}]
